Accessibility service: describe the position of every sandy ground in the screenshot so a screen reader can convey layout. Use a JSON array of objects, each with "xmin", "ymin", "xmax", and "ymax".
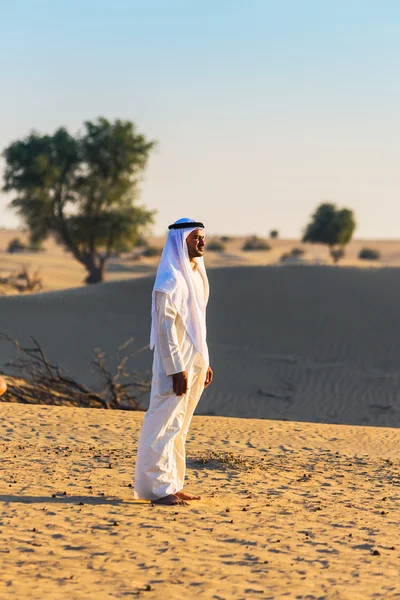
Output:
[
  {"xmin": 2, "ymin": 231, "xmax": 400, "ymax": 597},
  {"xmin": 1, "ymin": 403, "xmax": 400, "ymax": 599}
]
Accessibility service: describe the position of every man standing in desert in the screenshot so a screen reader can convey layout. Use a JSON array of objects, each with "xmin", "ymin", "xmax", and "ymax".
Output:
[{"xmin": 134, "ymin": 218, "xmax": 213, "ymax": 506}]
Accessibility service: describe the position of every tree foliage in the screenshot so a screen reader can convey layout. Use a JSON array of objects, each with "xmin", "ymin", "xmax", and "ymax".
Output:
[
  {"xmin": 2, "ymin": 118, "xmax": 156, "ymax": 283},
  {"xmin": 302, "ymin": 203, "xmax": 356, "ymax": 262}
]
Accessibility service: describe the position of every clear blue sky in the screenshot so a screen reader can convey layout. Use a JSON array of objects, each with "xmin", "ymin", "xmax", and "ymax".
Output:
[{"xmin": 1, "ymin": 0, "xmax": 400, "ymax": 237}]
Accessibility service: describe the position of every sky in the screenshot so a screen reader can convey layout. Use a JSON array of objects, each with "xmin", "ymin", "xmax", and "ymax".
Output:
[{"xmin": 1, "ymin": 0, "xmax": 400, "ymax": 238}]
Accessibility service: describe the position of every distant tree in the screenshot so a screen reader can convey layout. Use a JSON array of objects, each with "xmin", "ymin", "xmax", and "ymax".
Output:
[
  {"xmin": 302, "ymin": 203, "xmax": 356, "ymax": 263},
  {"xmin": 2, "ymin": 118, "xmax": 156, "ymax": 283},
  {"xmin": 269, "ymin": 229, "xmax": 279, "ymax": 239}
]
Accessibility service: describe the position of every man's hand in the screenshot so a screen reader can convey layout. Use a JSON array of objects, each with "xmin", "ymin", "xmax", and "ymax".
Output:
[
  {"xmin": 172, "ymin": 371, "xmax": 189, "ymax": 396},
  {"xmin": 204, "ymin": 366, "xmax": 213, "ymax": 388}
]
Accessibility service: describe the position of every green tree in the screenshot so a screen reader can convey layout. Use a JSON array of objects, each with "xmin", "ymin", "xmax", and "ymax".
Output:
[
  {"xmin": 2, "ymin": 118, "xmax": 156, "ymax": 283},
  {"xmin": 302, "ymin": 203, "xmax": 356, "ymax": 263}
]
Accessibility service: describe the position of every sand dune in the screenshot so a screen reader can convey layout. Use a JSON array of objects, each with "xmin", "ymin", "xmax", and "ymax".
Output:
[
  {"xmin": 2, "ymin": 266, "xmax": 400, "ymax": 426},
  {"xmin": 1, "ymin": 403, "xmax": 400, "ymax": 599}
]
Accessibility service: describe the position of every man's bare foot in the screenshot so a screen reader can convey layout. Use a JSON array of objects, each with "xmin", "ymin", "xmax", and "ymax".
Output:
[
  {"xmin": 153, "ymin": 494, "xmax": 188, "ymax": 506},
  {"xmin": 175, "ymin": 491, "xmax": 201, "ymax": 501}
]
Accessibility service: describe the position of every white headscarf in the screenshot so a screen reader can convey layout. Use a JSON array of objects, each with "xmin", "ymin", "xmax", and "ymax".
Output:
[{"xmin": 150, "ymin": 217, "xmax": 209, "ymax": 368}]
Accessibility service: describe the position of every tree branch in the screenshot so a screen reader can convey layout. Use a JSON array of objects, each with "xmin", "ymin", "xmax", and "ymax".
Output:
[{"xmin": 0, "ymin": 333, "xmax": 150, "ymax": 410}]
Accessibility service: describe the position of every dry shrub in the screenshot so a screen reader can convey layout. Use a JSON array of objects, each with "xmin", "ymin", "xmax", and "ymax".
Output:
[
  {"xmin": 0, "ymin": 266, "xmax": 43, "ymax": 294},
  {"xmin": 242, "ymin": 236, "xmax": 271, "ymax": 251}
]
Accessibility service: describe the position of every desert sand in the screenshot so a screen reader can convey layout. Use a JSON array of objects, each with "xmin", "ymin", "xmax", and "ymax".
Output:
[
  {"xmin": 1, "ymin": 404, "xmax": 400, "ymax": 599},
  {"xmin": 2, "ymin": 230, "xmax": 400, "ymax": 597}
]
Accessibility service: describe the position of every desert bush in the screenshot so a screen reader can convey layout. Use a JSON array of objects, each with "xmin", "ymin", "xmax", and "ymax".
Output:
[
  {"xmin": 0, "ymin": 266, "xmax": 43, "ymax": 293},
  {"xmin": 270, "ymin": 229, "xmax": 279, "ymax": 239},
  {"xmin": 7, "ymin": 238, "xmax": 26, "ymax": 253},
  {"xmin": 280, "ymin": 247, "xmax": 305, "ymax": 262},
  {"xmin": 220, "ymin": 235, "xmax": 231, "ymax": 243},
  {"xmin": 358, "ymin": 247, "xmax": 381, "ymax": 261},
  {"xmin": 242, "ymin": 236, "xmax": 271, "ymax": 251},
  {"xmin": 206, "ymin": 239, "xmax": 226, "ymax": 252}
]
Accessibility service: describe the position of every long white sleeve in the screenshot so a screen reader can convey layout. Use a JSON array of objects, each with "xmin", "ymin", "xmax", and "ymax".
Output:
[{"xmin": 155, "ymin": 291, "xmax": 186, "ymax": 375}]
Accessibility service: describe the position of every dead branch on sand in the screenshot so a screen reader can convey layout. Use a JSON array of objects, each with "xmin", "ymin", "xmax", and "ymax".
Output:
[
  {"xmin": 0, "ymin": 334, "xmax": 150, "ymax": 410},
  {"xmin": 0, "ymin": 265, "xmax": 43, "ymax": 294}
]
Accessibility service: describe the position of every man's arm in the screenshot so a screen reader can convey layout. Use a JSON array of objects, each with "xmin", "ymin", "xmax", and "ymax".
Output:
[
  {"xmin": 155, "ymin": 291, "xmax": 188, "ymax": 396},
  {"xmin": 204, "ymin": 366, "xmax": 213, "ymax": 388}
]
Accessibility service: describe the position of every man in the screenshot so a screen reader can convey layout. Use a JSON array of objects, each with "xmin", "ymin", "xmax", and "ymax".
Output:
[{"xmin": 134, "ymin": 218, "xmax": 213, "ymax": 506}]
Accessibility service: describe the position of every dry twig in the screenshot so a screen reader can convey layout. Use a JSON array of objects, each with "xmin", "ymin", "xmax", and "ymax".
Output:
[
  {"xmin": 0, "ymin": 333, "xmax": 150, "ymax": 410},
  {"xmin": 0, "ymin": 265, "xmax": 43, "ymax": 294}
]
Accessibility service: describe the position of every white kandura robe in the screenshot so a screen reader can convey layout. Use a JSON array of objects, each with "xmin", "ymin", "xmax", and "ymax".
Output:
[{"xmin": 134, "ymin": 268, "xmax": 208, "ymax": 500}]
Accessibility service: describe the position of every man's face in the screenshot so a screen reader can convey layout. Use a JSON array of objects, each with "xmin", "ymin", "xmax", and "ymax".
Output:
[{"xmin": 186, "ymin": 229, "xmax": 206, "ymax": 260}]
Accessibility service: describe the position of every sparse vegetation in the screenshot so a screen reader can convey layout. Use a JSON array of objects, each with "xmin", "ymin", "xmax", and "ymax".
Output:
[
  {"xmin": 7, "ymin": 237, "xmax": 44, "ymax": 254},
  {"xmin": 220, "ymin": 235, "xmax": 231, "ymax": 243},
  {"xmin": 280, "ymin": 247, "xmax": 305, "ymax": 262},
  {"xmin": 270, "ymin": 230, "xmax": 279, "ymax": 239},
  {"xmin": 242, "ymin": 236, "xmax": 271, "ymax": 251},
  {"xmin": 191, "ymin": 451, "xmax": 255, "ymax": 472},
  {"xmin": 7, "ymin": 238, "xmax": 26, "ymax": 253},
  {"xmin": 0, "ymin": 266, "xmax": 43, "ymax": 294},
  {"xmin": 359, "ymin": 247, "xmax": 381, "ymax": 261}
]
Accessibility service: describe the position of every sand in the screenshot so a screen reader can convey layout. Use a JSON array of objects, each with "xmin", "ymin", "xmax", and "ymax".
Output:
[
  {"xmin": 2, "ymin": 231, "xmax": 400, "ymax": 597},
  {"xmin": 1, "ymin": 403, "xmax": 400, "ymax": 599}
]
